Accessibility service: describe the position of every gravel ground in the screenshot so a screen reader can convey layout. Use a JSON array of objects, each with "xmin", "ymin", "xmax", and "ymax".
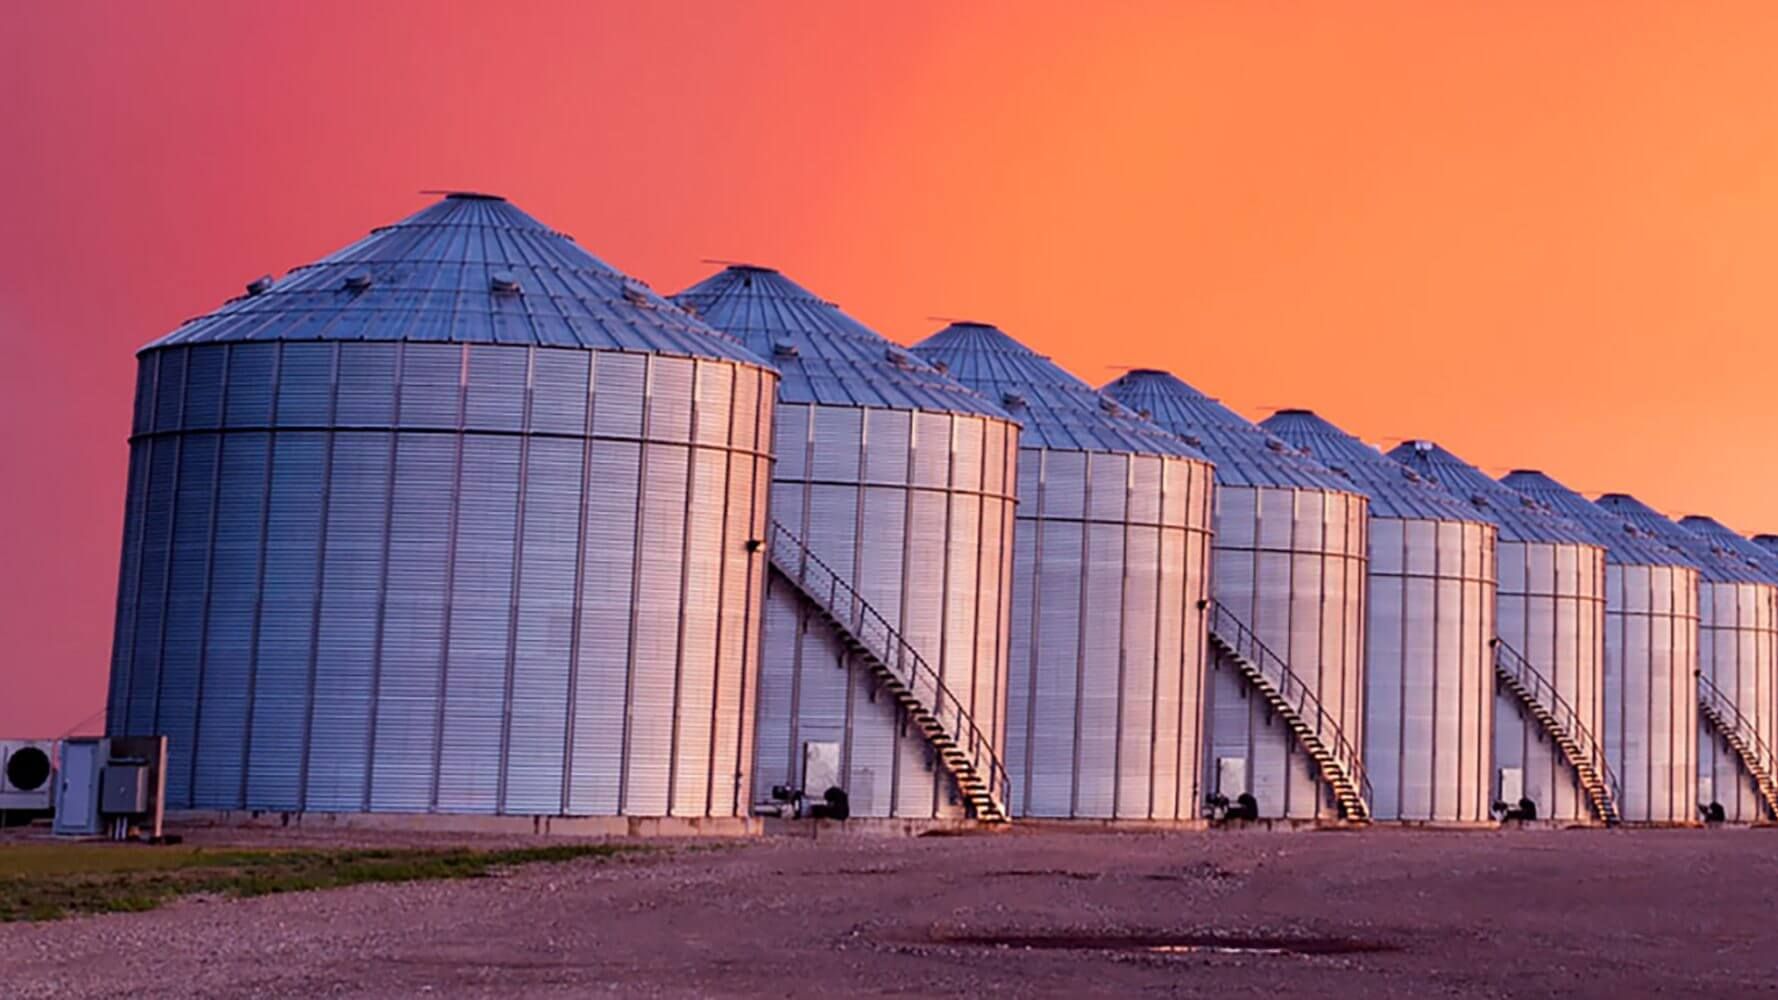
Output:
[{"xmin": 2, "ymin": 824, "xmax": 1774, "ymax": 998}]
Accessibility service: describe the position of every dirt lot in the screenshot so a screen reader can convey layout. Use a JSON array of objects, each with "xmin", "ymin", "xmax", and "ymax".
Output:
[{"xmin": 2, "ymin": 824, "xmax": 1774, "ymax": 998}]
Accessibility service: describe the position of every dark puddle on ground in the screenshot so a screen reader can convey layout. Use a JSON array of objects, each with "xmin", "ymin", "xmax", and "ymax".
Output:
[{"xmin": 936, "ymin": 931, "xmax": 1399, "ymax": 957}]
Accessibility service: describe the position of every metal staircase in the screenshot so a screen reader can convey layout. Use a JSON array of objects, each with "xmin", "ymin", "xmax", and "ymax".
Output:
[
  {"xmin": 1696, "ymin": 671, "xmax": 1778, "ymax": 819},
  {"xmin": 1492, "ymin": 638, "xmax": 1620, "ymax": 824},
  {"xmin": 1205, "ymin": 600, "xmax": 1372, "ymax": 821},
  {"xmin": 765, "ymin": 521, "xmax": 1009, "ymax": 823}
]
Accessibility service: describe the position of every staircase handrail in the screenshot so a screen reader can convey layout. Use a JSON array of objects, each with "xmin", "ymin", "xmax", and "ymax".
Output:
[
  {"xmin": 766, "ymin": 520, "xmax": 1009, "ymax": 815},
  {"xmin": 1206, "ymin": 599, "xmax": 1373, "ymax": 810},
  {"xmin": 1697, "ymin": 670, "xmax": 1778, "ymax": 800},
  {"xmin": 1492, "ymin": 637, "xmax": 1621, "ymax": 815}
]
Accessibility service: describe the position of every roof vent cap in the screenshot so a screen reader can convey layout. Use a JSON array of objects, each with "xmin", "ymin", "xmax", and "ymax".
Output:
[
  {"xmin": 245, "ymin": 275, "xmax": 274, "ymax": 297},
  {"xmin": 621, "ymin": 285, "xmax": 651, "ymax": 308},
  {"xmin": 1183, "ymin": 434, "xmax": 1203, "ymax": 447},
  {"xmin": 1265, "ymin": 439, "xmax": 1286, "ymax": 452},
  {"xmin": 1001, "ymin": 391, "xmax": 1027, "ymax": 409},
  {"xmin": 342, "ymin": 269, "xmax": 373, "ymax": 292},
  {"xmin": 490, "ymin": 271, "xmax": 522, "ymax": 295},
  {"xmin": 886, "ymin": 348, "xmax": 916, "ymax": 368},
  {"xmin": 772, "ymin": 340, "xmax": 800, "ymax": 358}
]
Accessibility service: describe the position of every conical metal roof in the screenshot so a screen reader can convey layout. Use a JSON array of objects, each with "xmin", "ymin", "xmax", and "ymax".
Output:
[
  {"xmin": 1497, "ymin": 471, "xmax": 1694, "ymax": 568},
  {"xmin": 1679, "ymin": 516, "xmax": 1778, "ymax": 583},
  {"xmin": 908, "ymin": 323, "xmax": 1207, "ymax": 458},
  {"xmin": 1386, "ymin": 441, "xmax": 1597, "ymax": 545},
  {"xmin": 1258, "ymin": 410, "xmax": 1487, "ymax": 523},
  {"xmin": 147, "ymin": 193, "xmax": 765, "ymax": 365},
  {"xmin": 1100, "ymin": 369, "xmax": 1353, "ymax": 491},
  {"xmin": 1756, "ymin": 535, "xmax": 1778, "ymax": 556},
  {"xmin": 671, "ymin": 266, "xmax": 1004, "ymax": 417},
  {"xmin": 1594, "ymin": 494, "xmax": 1764, "ymax": 583}
]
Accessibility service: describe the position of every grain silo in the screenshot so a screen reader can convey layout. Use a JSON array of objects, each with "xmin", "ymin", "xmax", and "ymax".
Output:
[
  {"xmin": 1678, "ymin": 514, "xmax": 1778, "ymax": 819},
  {"xmin": 674, "ymin": 269, "xmax": 1018, "ymax": 822},
  {"xmin": 1261, "ymin": 412, "xmax": 1496, "ymax": 824},
  {"xmin": 1390, "ymin": 444, "xmax": 1615, "ymax": 824},
  {"xmin": 911, "ymin": 329, "xmax": 1214, "ymax": 822},
  {"xmin": 1102, "ymin": 370, "xmax": 1370, "ymax": 822},
  {"xmin": 1594, "ymin": 494, "xmax": 1777, "ymax": 821},
  {"xmin": 106, "ymin": 194, "xmax": 778, "ymax": 827},
  {"xmin": 1500, "ymin": 471, "xmax": 1699, "ymax": 824}
]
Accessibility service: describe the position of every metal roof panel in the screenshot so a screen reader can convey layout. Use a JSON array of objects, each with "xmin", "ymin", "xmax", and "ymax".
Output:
[
  {"xmin": 1101, "ymin": 369, "xmax": 1356, "ymax": 492},
  {"xmin": 1258, "ymin": 410, "xmax": 1489, "ymax": 524},
  {"xmin": 1386, "ymin": 441, "xmax": 1597, "ymax": 544},
  {"xmin": 148, "ymin": 193, "xmax": 766, "ymax": 366},
  {"xmin": 672, "ymin": 266, "xmax": 1006, "ymax": 418},
  {"xmin": 1497, "ymin": 471, "xmax": 1695, "ymax": 568},
  {"xmin": 909, "ymin": 323, "xmax": 1209, "ymax": 459},
  {"xmin": 1592, "ymin": 493, "xmax": 1764, "ymax": 582}
]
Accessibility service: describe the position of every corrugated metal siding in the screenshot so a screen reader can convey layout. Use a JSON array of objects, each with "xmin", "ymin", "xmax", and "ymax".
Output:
[
  {"xmin": 1203, "ymin": 484, "xmax": 1372, "ymax": 820},
  {"xmin": 1604, "ymin": 564, "xmax": 1699, "ymax": 823},
  {"xmin": 751, "ymin": 403, "xmax": 1019, "ymax": 819},
  {"xmin": 109, "ymin": 343, "xmax": 775, "ymax": 817},
  {"xmin": 1372, "ymin": 512, "xmax": 1500, "ymax": 818},
  {"xmin": 1005, "ymin": 449, "xmax": 1214, "ymax": 820},
  {"xmin": 1494, "ymin": 540, "xmax": 1607, "ymax": 822}
]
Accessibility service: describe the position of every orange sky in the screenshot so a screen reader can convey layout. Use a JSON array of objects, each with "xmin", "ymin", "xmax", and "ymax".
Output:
[{"xmin": 5, "ymin": 1, "xmax": 1778, "ymax": 736}]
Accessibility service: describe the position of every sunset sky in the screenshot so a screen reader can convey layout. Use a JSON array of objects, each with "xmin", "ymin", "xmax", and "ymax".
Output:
[{"xmin": 5, "ymin": 1, "xmax": 1778, "ymax": 736}]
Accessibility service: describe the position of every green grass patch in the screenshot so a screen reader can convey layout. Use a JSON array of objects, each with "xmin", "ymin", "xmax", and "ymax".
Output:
[{"xmin": 0, "ymin": 842, "xmax": 637, "ymax": 922}]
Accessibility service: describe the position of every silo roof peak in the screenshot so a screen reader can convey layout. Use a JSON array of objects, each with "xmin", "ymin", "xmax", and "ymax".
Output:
[{"xmin": 144, "ymin": 193, "xmax": 764, "ymax": 365}]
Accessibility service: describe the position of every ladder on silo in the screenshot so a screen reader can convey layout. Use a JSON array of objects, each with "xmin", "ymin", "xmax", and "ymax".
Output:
[
  {"xmin": 764, "ymin": 521, "xmax": 1009, "ymax": 823},
  {"xmin": 1205, "ymin": 600, "xmax": 1372, "ymax": 822},
  {"xmin": 1696, "ymin": 671, "xmax": 1778, "ymax": 820},
  {"xmin": 1492, "ymin": 639, "xmax": 1621, "ymax": 825}
]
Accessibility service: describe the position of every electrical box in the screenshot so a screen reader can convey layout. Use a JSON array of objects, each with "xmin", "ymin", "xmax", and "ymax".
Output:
[
  {"xmin": 1498, "ymin": 767, "xmax": 1524, "ymax": 806},
  {"xmin": 1217, "ymin": 756, "xmax": 1248, "ymax": 797},
  {"xmin": 101, "ymin": 763, "xmax": 151, "ymax": 814},
  {"xmin": 53, "ymin": 736, "xmax": 167, "ymax": 840},
  {"xmin": 802, "ymin": 741, "xmax": 842, "ymax": 797}
]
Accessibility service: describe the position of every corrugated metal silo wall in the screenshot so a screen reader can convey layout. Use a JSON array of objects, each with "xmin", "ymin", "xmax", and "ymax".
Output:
[
  {"xmin": 1604, "ymin": 565, "xmax": 1699, "ymax": 823},
  {"xmin": 755, "ymin": 403, "xmax": 1018, "ymax": 818},
  {"xmin": 1365, "ymin": 518, "xmax": 1497, "ymax": 823},
  {"xmin": 1492, "ymin": 540, "xmax": 1605, "ymax": 822},
  {"xmin": 107, "ymin": 341, "xmax": 776, "ymax": 817},
  {"xmin": 1002, "ymin": 448, "xmax": 1214, "ymax": 820},
  {"xmin": 1696, "ymin": 580, "xmax": 1778, "ymax": 822},
  {"xmin": 1204, "ymin": 485, "xmax": 1369, "ymax": 820}
]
